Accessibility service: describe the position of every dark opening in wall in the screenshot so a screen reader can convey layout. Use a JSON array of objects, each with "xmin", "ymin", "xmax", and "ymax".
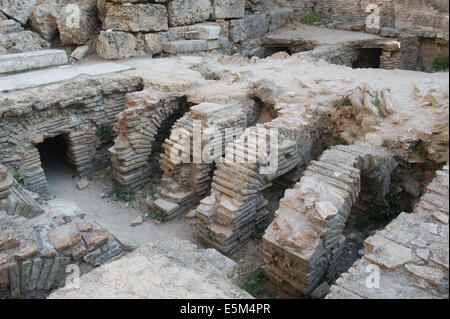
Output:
[
  {"xmin": 252, "ymin": 97, "xmax": 278, "ymax": 125},
  {"xmin": 149, "ymin": 97, "xmax": 193, "ymax": 177},
  {"xmin": 352, "ymin": 48, "xmax": 382, "ymax": 69},
  {"xmin": 264, "ymin": 47, "xmax": 292, "ymax": 57},
  {"xmin": 36, "ymin": 134, "xmax": 75, "ymax": 184}
]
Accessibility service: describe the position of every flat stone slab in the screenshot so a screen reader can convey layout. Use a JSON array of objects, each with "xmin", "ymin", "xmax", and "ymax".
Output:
[
  {"xmin": 48, "ymin": 238, "xmax": 252, "ymax": 299},
  {"xmin": 0, "ymin": 62, "xmax": 133, "ymax": 92},
  {"xmin": 0, "ymin": 49, "xmax": 67, "ymax": 74},
  {"xmin": 163, "ymin": 40, "xmax": 219, "ymax": 54},
  {"xmin": 364, "ymin": 234, "xmax": 413, "ymax": 269},
  {"xmin": 154, "ymin": 198, "xmax": 180, "ymax": 214}
]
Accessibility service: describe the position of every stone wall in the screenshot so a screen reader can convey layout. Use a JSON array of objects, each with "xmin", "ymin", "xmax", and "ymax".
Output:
[
  {"xmin": 153, "ymin": 100, "xmax": 253, "ymax": 220},
  {"xmin": 263, "ymin": 144, "xmax": 394, "ymax": 296},
  {"xmin": 96, "ymin": 0, "xmax": 293, "ymax": 59},
  {"xmin": 0, "ymin": 74, "xmax": 142, "ymax": 193},
  {"xmin": 194, "ymin": 86, "xmax": 324, "ymax": 254},
  {"xmin": 0, "ymin": 209, "xmax": 125, "ymax": 298},
  {"xmin": 96, "ymin": 0, "xmax": 245, "ymax": 59},
  {"xmin": 1, "ymin": 0, "xmax": 99, "ymax": 56},
  {"xmin": 109, "ymin": 89, "xmax": 190, "ymax": 190}
]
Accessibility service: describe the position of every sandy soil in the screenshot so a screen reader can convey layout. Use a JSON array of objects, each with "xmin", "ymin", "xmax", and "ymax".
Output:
[{"xmin": 40, "ymin": 155, "xmax": 196, "ymax": 247}]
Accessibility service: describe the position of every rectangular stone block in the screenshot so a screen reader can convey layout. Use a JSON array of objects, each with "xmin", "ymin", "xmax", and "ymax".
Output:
[
  {"xmin": 185, "ymin": 23, "xmax": 221, "ymax": 40},
  {"xmin": 163, "ymin": 40, "xmax": 219, "ymax": 54},
  {"xmin": 168, "ymin": 0, "xmax": 212, "ymax": 26},
  {"xmin": 0, "ymin": 0, "xmax": 37, "ymax": 25},
  {"xmin": 103, "ymin": 3, "xmax": 168, "ymax": 32},
  {"xmin": 0, "ymin": 49, "xmax": 67, "ymax": 74},
  {"xmin": 212, "ymin": 0, "xmax": 245, "ymax": 19}
]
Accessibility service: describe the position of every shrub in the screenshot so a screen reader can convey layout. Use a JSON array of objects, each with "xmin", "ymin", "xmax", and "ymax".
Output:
[
  {"xmin": 341, "ymin": 96, "xmax": 352, "ymax": 106},
  {"xmin": 13, "ymin": 171, "xmax": 23, "ymax": 182},
  {"xmin": 97, "ymin": 124, "xmax": 113, "ymax": 137},
  {"xmin": 115, "ymin": 188, "xmax": 136, "ymax": 202},
  {"xmin": 433, "ymin": 56, "xmax": 449, "ymax": 71},
  {"xmin": 241, "ymin": 268, "xmax": 276, "ymax": 298},
  {"xmin": 300, "ymin": 13, "xmax": 321, "ymax": 25}
]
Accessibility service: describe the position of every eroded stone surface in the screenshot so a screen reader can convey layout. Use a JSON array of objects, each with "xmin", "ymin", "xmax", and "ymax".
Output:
[{"xmin": 48, "ymin": 238, "xmax": 252, "ymax": 299}]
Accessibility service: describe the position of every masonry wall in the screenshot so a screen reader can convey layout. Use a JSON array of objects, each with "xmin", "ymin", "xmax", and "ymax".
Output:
[{"xmin": 0, "ymin": 75, "xmax": 142, "ymax": 194}]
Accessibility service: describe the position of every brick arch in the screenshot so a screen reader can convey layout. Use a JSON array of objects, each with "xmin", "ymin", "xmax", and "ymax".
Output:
[
  {"xmin": 109, "ymin": 90, "xmax": 190, "ymax": 189},
  {"xmin": 263, "ymin": 144, "xmax": 394, "ymax": 295},
  {"xmin": 195, "ymin": 103, "xmax": 321, "ymax": 254}
]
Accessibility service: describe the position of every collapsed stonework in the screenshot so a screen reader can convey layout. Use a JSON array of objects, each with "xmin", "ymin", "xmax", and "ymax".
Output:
[
  {"xmin": 48, "ymin": 237, "xmax": 252, "ymax": 299},
  {"xmin": 0, "ymin": 203, "xmax": 125, "ymax": 298},
  {"xmin": 0, "ymin": 164, "xmax": 43, "ymax": 218}
]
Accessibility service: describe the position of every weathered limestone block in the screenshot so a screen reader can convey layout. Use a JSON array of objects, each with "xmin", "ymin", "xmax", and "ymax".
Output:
[
  {"xmin": 229, "ymin": 13, "xmax": 270, "ymax": 43},
  {"xmin": 56, "ymin": 3, "xmax": 97, "ymax": 45},
  {"xmin": 97, "ymin": 0, "xmax": 107, "ymax": 23},
  {"xmin": 0, "ymin": 210, "xmax": 126, "ymax": 298},
  {"xmin": 49, "ymin": 238, "xmax": 251, "ymax": 299},
  {"xmin": 0, "ymin": 31, "xmax": 50, "ymax": 54},
  {"xmin": 47, "ymin": 224, "xmax": 82, "ymax": 252},
  {"xmin": 163, "ymin": 39, "xmax": 219, "ymax": 54},
  {"xmin": 268, "ymin": 9, "xmax": 293, "ymax": 32},
  {"xmin": 103, "ymin": 3, "xmax": 168, "ymax": 32},
  {"xmin": 0, "ymin": 49, "xmax": 67, "ymax": 74},
  {"xmin": 70, "ymin": 44, "xmax": 90, "ymax": 63},
  {"xmin": 0, "ymin": 230, "xmax": 20, "ymax": 251},
  {"xmin": 212, "ymin": 0, "xmax": 244, "ymax": 19},
  {"xmin": 0, "ymin": 19, "xmax": 23, "ymax": 34},
  {"xmin": 96, "ymin": 30, "xmax": 139, "ymax": 60},
  {"xmin": 143, "ymin": 33, "xmax": 164, "ymax": 55},
  {"xmin": 0, "ymin": 0, "xmax": 37, "ymax": 25},
  {"xmin": 185, "ymin": 23, "xmax": 221, "ymax": 40},
  {"xmin": 29, "ymin": 0, "xmax": 60, "ymax": 41},
  {"xmin": 168, "ymin": 0, "xmax": 213, "ymax": 27}
]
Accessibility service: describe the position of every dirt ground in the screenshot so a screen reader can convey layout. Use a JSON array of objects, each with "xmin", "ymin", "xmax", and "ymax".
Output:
[{"xmin": 40, "ymin": 155, "xmax": 196, "ymax": 247}]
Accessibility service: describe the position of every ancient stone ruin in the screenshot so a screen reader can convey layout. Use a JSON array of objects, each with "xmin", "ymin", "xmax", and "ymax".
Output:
[{"xmin": 0, "ymin": 0, "xmax": 448, "ymax": 300}]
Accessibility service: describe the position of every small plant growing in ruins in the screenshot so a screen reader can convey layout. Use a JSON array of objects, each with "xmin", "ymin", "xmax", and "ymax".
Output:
[
  {"xmin": 382, "ymin": 140, "xmax": 392, "ymax": 148},
  {"xmin": 368, "ymin": 190, "xmax": 401, "ymax": 223},
  {"xmin": 97, "ymin": 124, "xmax": 113, "ymax": 138},
  {"xmin": 252, "ymin": 221, "xmax": 270, "ymax": 239},
  {"xmin": 115, "ymin": 188, "xmax": 136, "ymax": 202},
  {"xmin": 341, "ymin": 96, "xmax": 352, "ymax": 106},
  {"xmin": 390, "ymin": 168, "xmax": 401, "ymax": 183},
  {"xmin": 13, "ymin": 171, "xmax": 23, "ymax": 182},
  {"xmin": 181, "ymin": 181, "xmax": 192, "ymax": 188},
  {"xmin": 300, "ymin": 13, "xmax": 322, "ymax": 25},
  {"xmin": 154, "ymin": 210, "xmax": 166, "ymax": 222},
  {"xmin": 204, "ymin": 230, "xmax": 215, "ymax": 241},
  {"xmin": 325, "ymin": 134, "xmax": 349, "ymax": 147},
  {"xmin": 415, "ymin": 174, "xmax": 425, "ymax": 182},
  {"xmin": 432, "ymin": 56, "xmax": 449, "ymax": 71},
  {"xmin": 241, "ymin": 268, "xmax": 276, "ymax": 298},
  {"xmin": 374, "ymin": 96, "xmax": 381, "ymax": 106},
  {"xmin": 350, "ymin": 130, "xmax": 358, "ymax": 138},
  {"xmin": 413, "ymin": 140, "xmax": 428, "ymax": 160}
]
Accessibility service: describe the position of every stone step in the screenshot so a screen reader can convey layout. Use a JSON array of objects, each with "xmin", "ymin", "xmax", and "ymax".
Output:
[
  {"xmin": 0, "ymin": 49, "xmax": 68, "ymax": 74},
  {"xmin": 163, "ymin": 40, "xmax": 219, "ymax": 54}
]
